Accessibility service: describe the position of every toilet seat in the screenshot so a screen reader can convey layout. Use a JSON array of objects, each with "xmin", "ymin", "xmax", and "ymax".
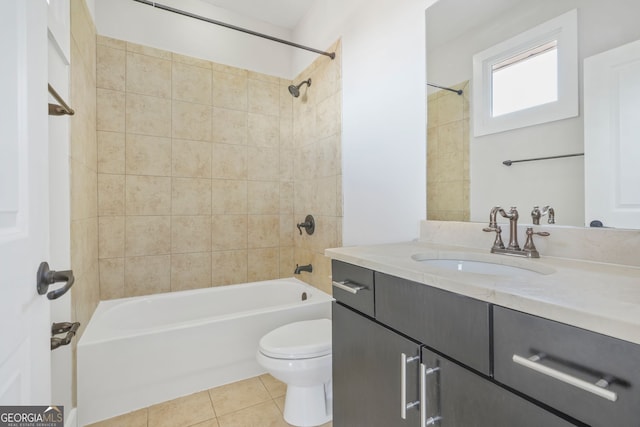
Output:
[{"xmin": 259, "ymin": 318, "xmax": 331, "ymax": 359}]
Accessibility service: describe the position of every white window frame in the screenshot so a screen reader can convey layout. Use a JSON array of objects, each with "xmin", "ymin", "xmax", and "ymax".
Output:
[{"xmin": 472, "ymin": 9, "xmax": 578, "ymax": 137}]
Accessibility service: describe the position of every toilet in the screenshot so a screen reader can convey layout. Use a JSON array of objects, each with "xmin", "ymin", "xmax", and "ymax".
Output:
[{"xmin": 256, "ymin": 318, "xmax": 332, "ymax": 427}]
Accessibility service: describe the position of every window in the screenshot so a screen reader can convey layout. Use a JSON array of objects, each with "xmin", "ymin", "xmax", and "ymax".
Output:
[
  {"xmin": 492, "ymin": 40, "xmax": 558, "ymax": 117},
  {"xmin": 472, "ymin": 10, "xmax": 578, "ymax": 136}
]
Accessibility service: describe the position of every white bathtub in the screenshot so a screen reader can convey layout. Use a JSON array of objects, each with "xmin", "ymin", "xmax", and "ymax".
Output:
[{"xmin": 77, "ymin": 278, "xmax": 333, "ymax": 426}]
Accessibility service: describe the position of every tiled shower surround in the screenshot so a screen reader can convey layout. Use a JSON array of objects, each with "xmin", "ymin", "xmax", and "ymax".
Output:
[
  {"xmin": 70, "ymin": 0, "xmax": 99, "ymax": 387},
  {"xmin": 96, "ymin": 37, "xmax": 342, "ymax": 298},
  {"xmin": 426, "ymin": 81, "xmax": 470, "ymax": 222}
]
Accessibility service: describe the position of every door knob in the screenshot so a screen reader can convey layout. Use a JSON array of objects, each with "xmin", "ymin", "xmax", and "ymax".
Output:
[{"xmin": 37, "ymin": 262, "xmax": 75, "ymax": 300}]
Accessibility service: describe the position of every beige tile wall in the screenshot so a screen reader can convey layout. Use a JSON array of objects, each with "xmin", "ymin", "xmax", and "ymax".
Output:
[
  {"xmin": 292, "ymin": 41, "xmax": 343, "ymax": 294},
  {"xmin": 426, "ymin": 81, "xmax": 470, "ymax": 222},
  {"xmin": 96, "ymin": 37, "xmax": 342, "ymax": 298},
  {"xmin": 70, "ymin": 0, "xmax": 99, "ymax": 404}
]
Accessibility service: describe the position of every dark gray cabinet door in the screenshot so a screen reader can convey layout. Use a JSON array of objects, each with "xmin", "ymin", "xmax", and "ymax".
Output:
[
  {"xmin": 421, "ymin": 347, "xmax": 579, "ymax": 427},
  {"xmin": 333, "ymin": 302, "xmax": 421, "ymax": 427}
]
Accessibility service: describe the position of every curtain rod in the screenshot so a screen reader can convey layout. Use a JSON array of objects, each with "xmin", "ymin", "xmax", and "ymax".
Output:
[
  {"xmin": 502, "ymin": 153, "xmax": 584, "ymax": 166},
  {"xmin": 132, "ymin": 0, "xmax": 336, "ymax": 60},
  {"xmin": 427, "ymin": 82, "xmax": 463, "ymax": 95},
  {"xmin": 48, "ymin": 84, "xmax": 75, "ymax": 116}
]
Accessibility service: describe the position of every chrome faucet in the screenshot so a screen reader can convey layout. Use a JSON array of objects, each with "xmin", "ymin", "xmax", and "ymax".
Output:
[
  {"xmin": 483, "ymin": 206, "xmax": 550, "ymax": 258},
  {"xmin": 501, "ymin": 206, "xmax": 520, "ymax": 250},
  {"xmin": 531, "ymin": 205, "xmax": 555, "ymax": 225}
]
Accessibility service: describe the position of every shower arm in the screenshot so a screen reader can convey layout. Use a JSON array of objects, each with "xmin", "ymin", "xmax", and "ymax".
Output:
[{"xmin": 132, "ymin": 0, "xmax": 336, "ymax": 60}]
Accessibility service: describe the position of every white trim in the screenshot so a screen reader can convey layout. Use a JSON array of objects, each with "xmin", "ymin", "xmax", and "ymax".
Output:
[
  {"xmin": 472, "ymin": 9, "xmax": 578, "ymax": 136},
  {"xmin": 47, "ymin": 0, "xmax": 70, "ymax": 63}
]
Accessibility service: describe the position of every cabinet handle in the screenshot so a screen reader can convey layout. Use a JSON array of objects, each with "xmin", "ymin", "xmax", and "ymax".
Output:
[
  {"xmin": 332, "ymin": 280, "xmax": 366, "ymax": 294},
  {"xmin": 512, "ymin": 354, "xmax": 618, "ymax": 402},
  {"xmin": 401, "ymin": 353, "xmax": 420, "ymax": 419},
  {"xmin": 420, "ymin": 363, "xmax": 442, "ymax": 426}
]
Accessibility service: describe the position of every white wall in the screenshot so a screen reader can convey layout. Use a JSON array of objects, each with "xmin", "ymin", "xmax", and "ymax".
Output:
[
  {"xmin": 427, "ymin": 0, "xmax": 640, "ymax": 226},
  {"xmin": 295, "ymin": 0, "xmax": 433, "ymax": 245},
  {"xmin": 95, "ymin": 0, "xmax": 294, "ymax": 77}
]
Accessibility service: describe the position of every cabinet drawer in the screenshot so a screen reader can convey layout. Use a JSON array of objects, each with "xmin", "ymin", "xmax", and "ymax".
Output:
[
  {"xmin": 422, "ymin": 347, "xmax": 578, "ymax": 427},
  {"xmin": 494, "ymin": 306, "xmax": 640, "ymax": 427},
  {"xmin": 331, "ymin": 260, "xmax": 375, "ymax": 317},
  {"xmin": 375, "ymin": 272, "xmax": 491, "ymax": 375}
]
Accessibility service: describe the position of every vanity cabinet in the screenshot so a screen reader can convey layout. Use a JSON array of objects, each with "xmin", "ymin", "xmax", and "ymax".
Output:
[{"xmin": 332, "ymin": 260, "xmax": 579, "ymax": 427}]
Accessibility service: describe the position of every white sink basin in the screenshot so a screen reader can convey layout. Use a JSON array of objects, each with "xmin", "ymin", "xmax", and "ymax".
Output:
[{"xmin": 411, "ymin": 255, "xmax": 554, "ymax": 277}]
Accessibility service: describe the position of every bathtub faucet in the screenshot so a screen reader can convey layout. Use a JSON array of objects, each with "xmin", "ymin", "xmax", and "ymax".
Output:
[{"xmin": 294, "ymin": 264, "xmax": 313, "ymax": 274}]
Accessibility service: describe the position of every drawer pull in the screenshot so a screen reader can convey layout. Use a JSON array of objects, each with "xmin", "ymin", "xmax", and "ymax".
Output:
[
  {"xmin": 332, "ymin": 280, "xmax": 366, "ymax": 294},
  {"xmin": 512, "ymin": 354, "xmax": 618, "ymax": 402}
]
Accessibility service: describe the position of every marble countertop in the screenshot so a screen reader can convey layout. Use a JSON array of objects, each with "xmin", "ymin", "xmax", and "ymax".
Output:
[{"xmin": 325, "ymin": 241, "xmax": 640, "ymax": 345}]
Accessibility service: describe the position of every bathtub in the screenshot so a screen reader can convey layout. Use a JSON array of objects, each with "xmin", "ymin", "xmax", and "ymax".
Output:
[{"xmin": 77, "ymin": 277, "xmax": 333, "ymax": 426}]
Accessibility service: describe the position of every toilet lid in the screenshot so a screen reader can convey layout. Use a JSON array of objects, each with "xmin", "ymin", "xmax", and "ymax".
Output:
[{"xmin": 259, "ymin": 318, "xmax": 331, "ymax": 359}]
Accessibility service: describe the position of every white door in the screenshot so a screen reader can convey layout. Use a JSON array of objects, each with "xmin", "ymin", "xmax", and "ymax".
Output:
[
  {"xmin": 0, "ymin": 0, "xmax": 52, "ymax": 405},
  {"xmin": 584, "ymin": 39, "xmax": 640, "ymax": 229},
  {"xmin": 48, "ymin": 0, "xmax": 74, "ymax": 417}
]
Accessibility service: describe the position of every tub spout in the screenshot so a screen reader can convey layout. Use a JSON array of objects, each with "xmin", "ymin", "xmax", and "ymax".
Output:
[{"xmin": 294, "ymin": 264, "xmax": 313, "ymax": 274}]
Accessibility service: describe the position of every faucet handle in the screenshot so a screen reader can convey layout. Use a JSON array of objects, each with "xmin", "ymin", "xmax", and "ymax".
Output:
[
  {"xmin": 532, "ymin": 205, "xmax": 555, "ymax": 225},
  {"xmin": 523, "ymin": 227, "xmax": 550, "ymax": 257},
  {"xmin": 531, "ymin": 206, "xmax": 542, "ymax": 225},
  {"xmin": 545, "ymin": 206, "xmax": 556, "ymax": 224},
  {"xmin": 483, "ymin": 225, "xmax": 505, "ymax": 250},
  {"xmin": 531, "ymin": 230, "xmax": 550, "ymax": 237}
]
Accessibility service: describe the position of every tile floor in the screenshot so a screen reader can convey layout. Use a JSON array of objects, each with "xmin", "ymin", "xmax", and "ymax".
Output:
[{"xmin": 87, "ymin": 374, "xmax": 333, "ymax": 427}]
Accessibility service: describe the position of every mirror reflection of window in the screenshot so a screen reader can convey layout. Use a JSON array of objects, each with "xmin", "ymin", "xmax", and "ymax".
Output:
[
  {"xmin": 472, "ymin": 9, "xmax": 577, "ymax": 136},
  {"xmin": 491, "ymin": 40, "xmax": 558, "ymax": 117}
]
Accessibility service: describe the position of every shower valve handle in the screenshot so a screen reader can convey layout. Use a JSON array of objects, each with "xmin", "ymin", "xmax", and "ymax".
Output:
[{"xmin": 296, "ymin": 215, "xmax": 315, "ymax": 235}]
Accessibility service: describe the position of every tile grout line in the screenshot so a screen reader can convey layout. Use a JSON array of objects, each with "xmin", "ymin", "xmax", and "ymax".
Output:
[{"xmin": 205, "ymin": 387, "xmax": 218, "ymax": 424}]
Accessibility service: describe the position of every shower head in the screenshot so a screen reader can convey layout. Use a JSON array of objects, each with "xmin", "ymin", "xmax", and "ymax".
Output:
[{"xmin": 288, "ymin": 78, "xmax": 312, "ymax": 98}]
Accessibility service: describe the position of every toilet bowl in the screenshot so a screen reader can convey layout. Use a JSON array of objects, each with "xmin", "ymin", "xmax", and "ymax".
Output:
[{"xmin": 256, "ymin": 318, "xmax": 332, "ymax": 427}]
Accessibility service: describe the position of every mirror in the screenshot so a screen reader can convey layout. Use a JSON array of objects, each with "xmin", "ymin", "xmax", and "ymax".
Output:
[{"xmin": 426, "ymin": 0, "xmax": 640, "ymax": 228}]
